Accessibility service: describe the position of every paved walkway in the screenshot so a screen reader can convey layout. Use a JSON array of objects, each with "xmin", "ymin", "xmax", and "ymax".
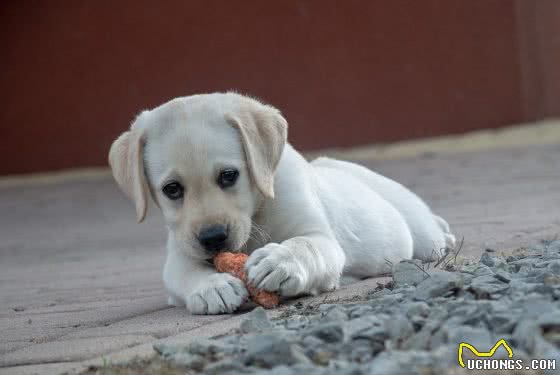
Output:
[{"xmin": 1, "ymin": 138, "xmax": 559, "ymax": 374}]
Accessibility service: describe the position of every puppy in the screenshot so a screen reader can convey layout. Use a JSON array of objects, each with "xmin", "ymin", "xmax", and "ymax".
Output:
[{"xmin": 109, "ymin": 92, "xmax": 455, "ymax": 314}]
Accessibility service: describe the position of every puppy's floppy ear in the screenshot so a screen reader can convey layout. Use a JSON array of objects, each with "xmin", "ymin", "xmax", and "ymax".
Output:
[
  {"xmin": 108, "ymin": 128, "xmax": 149, "ymax": 222},
  {"xmin": 227, "ymin": 103, "xmax": 287, "ymax": 199}
]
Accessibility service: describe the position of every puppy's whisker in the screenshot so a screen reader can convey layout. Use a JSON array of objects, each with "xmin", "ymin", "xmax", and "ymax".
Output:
[
  {"xmin": 248, "ymin": 229, "xmax": 263, "ymax": 245},
  {"xmin": 255, "ymin": 223, "xmax": 270, "ymax": 242},
  {"xmin": 250, "ymin": 221, "xmax": 270, "ymax": 245}
]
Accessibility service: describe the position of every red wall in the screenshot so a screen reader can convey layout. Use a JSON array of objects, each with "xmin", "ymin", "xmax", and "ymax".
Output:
[{"xmin": 1, "ymin": 1, "xmax": 559, "ymax": 175}]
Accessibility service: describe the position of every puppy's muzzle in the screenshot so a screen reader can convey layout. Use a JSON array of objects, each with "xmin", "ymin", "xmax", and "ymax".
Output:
[{"xmin": 198, "ymin": 224, "xmax": 229, "ymax": 254}]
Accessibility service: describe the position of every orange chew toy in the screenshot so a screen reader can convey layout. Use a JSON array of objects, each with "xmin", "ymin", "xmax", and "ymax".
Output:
[{"xmin": 214, "ymin": 252, "xmax": 280, "ymax": 309}]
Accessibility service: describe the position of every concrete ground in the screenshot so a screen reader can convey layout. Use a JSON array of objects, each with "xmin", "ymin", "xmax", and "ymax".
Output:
[{"xmin": 1, "ymin": 123, "xmax": 559, "ymax": 374}]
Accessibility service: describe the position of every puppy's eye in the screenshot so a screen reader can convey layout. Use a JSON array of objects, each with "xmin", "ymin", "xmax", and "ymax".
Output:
[
  {"xmin": 162, "ymin": 182, "xmax": 184, "ymax": 200},
  {"xmin": 217, "ymin": 169, "xmax": 239, "ymax": 188}
]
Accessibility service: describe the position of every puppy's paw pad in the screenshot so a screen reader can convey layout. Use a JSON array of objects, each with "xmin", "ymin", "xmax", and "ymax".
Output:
[{"xmin": 186, "ymin": 273, "xmax": 248, "ymax": 315}]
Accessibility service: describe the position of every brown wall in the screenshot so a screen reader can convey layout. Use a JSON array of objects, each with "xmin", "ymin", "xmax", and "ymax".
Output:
[{"xmin": 1, "ymin": 1, "xmax": 559, "ymax": 175}]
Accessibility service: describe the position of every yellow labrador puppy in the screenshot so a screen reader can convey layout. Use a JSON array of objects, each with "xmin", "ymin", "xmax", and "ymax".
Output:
[{"xmin": 109, "ymin": 92, "xmax": 455, "ymax": 314}]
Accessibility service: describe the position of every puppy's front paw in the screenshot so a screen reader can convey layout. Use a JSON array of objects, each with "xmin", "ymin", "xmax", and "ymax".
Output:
[
  {"xmin": 246, "ymin": 243, "xmax": 308, "ymax": 297},
  {"xmin": 167, "ymin": 295, "xmax": 185, "ymax": 307},
  {"xmin": 185, "ymin": 273, "xmax": 248, "ymax": 315}
]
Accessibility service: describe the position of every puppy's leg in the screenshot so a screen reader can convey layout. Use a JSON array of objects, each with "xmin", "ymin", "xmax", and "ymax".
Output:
[
  {"xmin": 163, "ymin": 250, "xmax": 248, "ymax": 314},
  {"xmin": 246, "ymin": 234, "xmax": 345, "ymax": 297}
]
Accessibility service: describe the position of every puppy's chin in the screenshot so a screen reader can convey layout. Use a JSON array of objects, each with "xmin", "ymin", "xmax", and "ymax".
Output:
[
  {"xmin": 169, "ymin": 237, "xmax": 210, "ymax": 260},
  {"xmin": 182, "ymin": 247, "xmax": 211, "ymax": 261}
]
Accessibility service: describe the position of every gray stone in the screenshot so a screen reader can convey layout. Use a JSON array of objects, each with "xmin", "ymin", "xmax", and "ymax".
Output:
[
  {"xmin": 409, "ymin": 314, "xmax": 426, "ymax": 330},
  {"xmin": 544, "ymin": 240, "xmax": 560, "ymax": 252},
  {"xmin": 445, "ymin": 325, "xmax": 493, "ymax": 350},
  {"xmin": 427, "ymin": 305, "xmax": 449, "ymax": 321},
  {"xmin": 494, "ymin": 270, "xmax": 512, "ymax": 283},
  {"xmin": 487, "ymin": 313, "xmax": 517, "ymax": 334},
  {"xmin": 187, "ymin": 339, "xmax": 233, "ymax": 357},
  {"xmin": 401, "ymin": 328, "xmax": 432, "ymax": 350},
  {"xmin": 285, "ymin": 315, "xmax": 309, "ymax": 330},
  {"xmin": 322, "ymin": 306, "xmax": 348, "ymax": 322},
  {"xmin": 381, "ymin": 313, "xmax": 413, "ymax": 342},
  {"xmin": 172, "ymin": 353, "xmax": 206, "ymax": 370},
  {"xmin": 537, "ymin": 311, "xmax": 560, "ymax": 329},
  {"xmin": 366, "ymin": 349, "xmax": 453, "ymax": 375},
  {"xmin": 221, "ymin": 335, "xmax": 242, "ymax": 347},
  {"xmin": 532, "ymin": 338, "xmax": 560, "ymax": 375},
  {"xmin": 144, "ymin": 240, "xmax": 559, "ymax": 375},
  {"xmin": 289, "ymin": 364, "xmax": 322, "ymax": 375},
  {"xmin": 240, "ymin": 307, "xmax": 273, "ymax": 333},
  {"xmin": 253, "ymin": 365, "xmax": 295, "ymax": 375},
  {"xmin": 303, "ymin": 322, "xmax": 345, "ymax": 343},
  {"xmin": 204, "ymin": 359, "xmax": 246, "ymax": 375},
  {"xmin": 301, "ymin": 334, "xmax": 324, "ymax": 349},
  {"xmin": 378, "ymin": 293, "xmax": 405, "ymax": 307},
  {"xmin": 429, "ymin": 325, "xmax": 448, "ymax": 349},
  {"xmin": 345, "ymin": 315, "xmax": 384, "ymax": 340},
  {"xmin": 153, "ymin": 342, "xmax": 181, "ymax": 358},
  {"xmin": 509, "ymin": 279, "xmax": 539, "ymax": 294},
  {"xmin": 244, "ymin": 334, "xmax": 310, "ymax": 368},
  {"xmin": 548, "ymin": 260, "xmax": 560, "ymax": 274},
  {"xmin": 308, "ymin": 349, "xmax": 337, "ymax": 366},
  {"xmin": 392, "ymin": 260, "xmax": 428, "ymax": 286},
  {"xmin": 513, "ymin": 320, "xmax": 538, "ymax": 354},
  {"xmin": 510, "ymin": 258, "xmax": 537, "ymax": 272},
  {"xmin": 446, "ymin": 304, "xmax": 489, "ymax": 327},
  {"xmin": 480, "ymin": 252, "xmax": 505, "ymax": 268},
  {"xmin": 414, "ymin": 271, "xmax": 463, "ymax": 300},
  {"xmin": 318, "ymin": 303, "xmax": 337, "ymax": 313},
  {"xmin": 340, "ymin": 339, "xmax": 380, "ymax": 363},
  {"xmin": 473, "ymin": 264, "xmax": 495, "ymax": 277},
  {"xmin": 468, "ymin": 275, "xmax": 509, "ymax": 298},
  {"xmin": 327, "ymin": 364, "xmax": 367, "ymax": 375},
  {"xmin": 544, "ymin": 272, "xmax": 560, "ymax": 285},
  {"xmin": 526, "ymin": 268, "xmax": 549, "ymax": 283},
  {"xmin": 404, "ymin": 301, "xmax": 430, "ymax": 319},
  {"xmin": 352, "ymin": 325, "xmax": 388, "ymax": 342},
  {"xmin": 348, "ymin": 304, "xmax": 374, "ymax": 318},
  {"xmin": 520, "ymin": 295, "xmax": 557, "ymax": 318},
  {"xmin": 401, "ymin": 316, "xmax": 443, "ymax": 350}
]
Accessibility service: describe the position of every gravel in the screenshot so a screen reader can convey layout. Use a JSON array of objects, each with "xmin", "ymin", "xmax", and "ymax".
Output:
[{"xmin": 107, "ymin": 239, "xmax": 560, "ymax": 374}]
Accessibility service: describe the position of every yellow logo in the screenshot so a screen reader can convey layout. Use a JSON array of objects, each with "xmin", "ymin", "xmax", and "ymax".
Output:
[{"xmin": 458, "ymin": 339, "xmax": 513, "ymax": 367}]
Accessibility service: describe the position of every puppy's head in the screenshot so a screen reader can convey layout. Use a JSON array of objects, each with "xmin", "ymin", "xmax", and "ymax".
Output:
[{"xmin": 109, "ymin": 93, "xmax": 287, "ymax": 260}]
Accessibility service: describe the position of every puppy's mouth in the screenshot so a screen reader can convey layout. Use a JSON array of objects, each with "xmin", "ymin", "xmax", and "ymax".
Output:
[{"xmin": 205, "ymin": 258, "xmax": 215, "ymax": 266}]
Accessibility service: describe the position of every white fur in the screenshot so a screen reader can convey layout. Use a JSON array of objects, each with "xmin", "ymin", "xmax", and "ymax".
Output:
[{"xmin": 109, "ymin": 92, "xmax": 456, "ymax": 314}]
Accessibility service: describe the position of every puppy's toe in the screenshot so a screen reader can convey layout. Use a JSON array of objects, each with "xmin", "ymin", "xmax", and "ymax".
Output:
[
  {"xmin": 185, "ymin": 294, "xmax": 209, "ymax": 315},
  {"xmin": 258, "ymin": 267, "xmax": 289, "ymax": 292},
  {"xmin": 259, "ymin": 264, "xmax": 306, "ymax": 296},
  {"xmin": 246, "ymin": 244, "xmax": 307, "ymax": 296},
  {"xmin": 278, "ymin": 272, "xmax": 307, "ymax": 296},
  {"xmin": 186, "ymin": 274, "xmax": 248, "ymax": 315},
  {"xmin": 215, "ymin": 276, "xmax": 248, "ymax": 312},
  {"xmin": 244, "ymin": 247, "xmax": 269, "ymax": 270},
  {"xmin": 247, "ymin": 258, "xmax": 276, "ymax": 287}
]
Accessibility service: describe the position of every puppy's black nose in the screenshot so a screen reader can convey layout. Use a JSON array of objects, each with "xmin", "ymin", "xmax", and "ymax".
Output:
[{"xmin": 198, "ymin": 225, "xmax": 228, "ymax": 252}]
